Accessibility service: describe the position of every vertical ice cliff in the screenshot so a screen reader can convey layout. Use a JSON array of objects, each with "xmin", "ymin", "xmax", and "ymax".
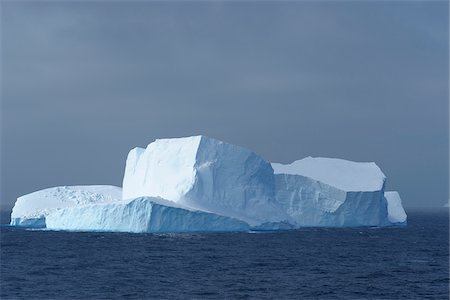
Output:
[
  {"xmin": 46, "ymin": 197, "xmax": 250, "ymax": 233},
  {"xmin": 272, "ymin": 157, "xmax": 389, "ymax": 227},
  {"xmin": 123, "ymin": 136, "xmax": 287, "ymax": 225}
]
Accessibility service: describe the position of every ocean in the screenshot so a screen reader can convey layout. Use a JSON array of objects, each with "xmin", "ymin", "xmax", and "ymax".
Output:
[{"xmin": 1, "ymin": 209, "xmax": 448, "ymax": 299}]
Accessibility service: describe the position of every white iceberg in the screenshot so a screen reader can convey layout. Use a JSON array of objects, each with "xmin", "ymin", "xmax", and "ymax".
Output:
[
  {"xmin": 46, "ymin": 197, "xmax": 249, "ymax": 233},
  {"xmin": 272, "ymin": 157, "xmax": 389, "ymax": 227},
  {"xmin": 10, "ymin": 185, "xmax": 122, "ymax": 227},
  {"xmin": 10, "ymin": 135, "xmax": 407, "ymax": 232},
  {"xmin": 384, "ymin": 191, "xmax": 407, "ymax": 225},
  {"xmin": 123, "ymin": 136, "xmax": 286, "ymax": 225}
]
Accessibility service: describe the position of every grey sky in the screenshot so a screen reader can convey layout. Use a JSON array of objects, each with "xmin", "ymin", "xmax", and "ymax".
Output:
[{"xmin": 1, "ymin": 1, "xmax": 448, "ymax": 211}]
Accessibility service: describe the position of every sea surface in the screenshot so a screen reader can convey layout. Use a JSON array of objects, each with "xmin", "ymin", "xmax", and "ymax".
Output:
[{"xmin": 1, "ymin": 209, "xmax": 449, "ymax": 299}]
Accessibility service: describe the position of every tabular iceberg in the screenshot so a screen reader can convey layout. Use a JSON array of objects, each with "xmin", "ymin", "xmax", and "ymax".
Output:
[
  {"xmin": 10, "ymin": 135, "xmax": 407, "ymax": 232},
  {"xmin": 272, "ymin": 157, "xmax": 388, "ymax": 227}
]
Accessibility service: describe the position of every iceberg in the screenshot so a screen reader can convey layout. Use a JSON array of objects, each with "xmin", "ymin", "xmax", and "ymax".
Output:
[
  {"xmin": 123, "ymin": 136, "xmax": 286, "ymax": 225},
  {"xmin": 384, "ymin": 191, "xmax": 407, "ymax": 225},
  {"xmin": 272, "ymin": 157, "xmax": 389, "ymax": 227},
  {"xmin": 46, "ymin": 197, "xmax": 249, "ymax": 233},
  {"xmin": 10, "ymin": 185, "xmax": 122, "ymax": 227},
  {"xmin": 10, "ymin": 135, "xmax": 407, "ymax": 232}
]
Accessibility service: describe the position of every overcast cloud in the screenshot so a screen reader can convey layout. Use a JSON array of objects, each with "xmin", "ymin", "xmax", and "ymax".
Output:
[{"xmin": 1, "ymin": 1, "xmax": 448, "ymax": 211}]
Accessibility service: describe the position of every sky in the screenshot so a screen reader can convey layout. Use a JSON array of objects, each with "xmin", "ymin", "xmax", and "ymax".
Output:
[{"xmin": 1, "ymin": 1, "xmax": 448, "ymax": 212}]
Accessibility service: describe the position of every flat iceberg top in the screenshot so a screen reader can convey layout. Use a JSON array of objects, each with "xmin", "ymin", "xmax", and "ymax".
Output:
[
  {"xmin": 272, "ymin": 157, "xmax": 385, "ymax": 192},
  {"xmin": 11, "ymin": 185, "xmax": 122, "ymax": 219}
]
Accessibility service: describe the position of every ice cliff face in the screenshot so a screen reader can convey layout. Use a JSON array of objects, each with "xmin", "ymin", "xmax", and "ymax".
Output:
[
  {"xmin": 272, "ymin": 157, "xmax": 388, "ymax": 227},
  {"xmin": 123, "ymin": 136, "xmax": 286, "ymax": 225},
  {"xmin": 10, "ymin": 135, "xmax": 407, "ymax": 232},
  {"xmin": 46, "ymin": 197, "xmax": 249, "ymax": 233}
]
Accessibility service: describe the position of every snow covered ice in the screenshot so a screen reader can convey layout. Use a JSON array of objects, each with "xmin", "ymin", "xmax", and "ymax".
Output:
[
  {"xmin": 10, "ymin": 185, "xmax": 122, "ymax": 228},
  {"xmin": 272, "ymin": 157, "xmax": 389, "ymax": 227},
  {"xmin": 123, "ymin": 136, "xmax": 286, "ymax": 225},
  {"xmin": 10, "ymin": 135, "xmax": 407, "ymax": 233}
]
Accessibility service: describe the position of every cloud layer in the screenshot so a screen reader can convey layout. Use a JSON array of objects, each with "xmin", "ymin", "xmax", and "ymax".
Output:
[{"xmin": 1, "ymin": 1, "xmax": 448, "ymax": 210}]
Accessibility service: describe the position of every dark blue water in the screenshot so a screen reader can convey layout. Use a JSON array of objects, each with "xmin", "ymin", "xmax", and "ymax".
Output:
[{"xmin": 1, "ymin": 209, "xmax": 448, "ymax": 299}]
